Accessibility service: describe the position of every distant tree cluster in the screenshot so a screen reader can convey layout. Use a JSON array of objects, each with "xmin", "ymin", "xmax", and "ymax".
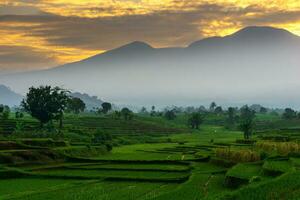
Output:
[
  {"xmin": 164, "ymin": 110, "xmax": 176, "ymax": 120},
  {"xmin": 282, "ymin": 108, "xmax": 298, "ymax": 119}
]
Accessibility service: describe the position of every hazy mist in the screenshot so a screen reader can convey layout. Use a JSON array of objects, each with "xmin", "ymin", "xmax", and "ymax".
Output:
[{"xmin": 1, "ymin": 27, "xmax": 300, "ymax": 109}]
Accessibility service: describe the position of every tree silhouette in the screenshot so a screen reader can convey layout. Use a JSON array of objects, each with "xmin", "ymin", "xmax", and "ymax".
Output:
[
  {"xmin": 188, "ymin": 113, "xmax": 204, "ymax": 129},
  {"xmin": 68, "ymin": 97, "xmax": 86, "ymax": 114},
  {"xmin": 239, "ymin": 105, "xmax": 256, "ymax": 139},
  {"xmin": 101, "ymin": 102, "xmax": 112, "ymax": 114},
  {"xmin": 22, "ymin": 86, "xmax": 69, "ymax": 128}
]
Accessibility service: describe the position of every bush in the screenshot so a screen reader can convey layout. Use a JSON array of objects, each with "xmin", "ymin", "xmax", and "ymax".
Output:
[
  {"xmin": 105, "ymin": 143, "xmax": 113, "ymax": 152},
  {"xmin": 92, "ymin": 130, "xmax": 112, "ymax": 144}
]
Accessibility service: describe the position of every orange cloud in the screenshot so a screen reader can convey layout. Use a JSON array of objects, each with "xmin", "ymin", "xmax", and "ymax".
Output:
[{"xmin": 0, "ymin": 0, "xmax": 300, "ymax": 71}]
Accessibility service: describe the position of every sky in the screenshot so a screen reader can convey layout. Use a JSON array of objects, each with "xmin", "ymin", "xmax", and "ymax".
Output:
[{"xmin": 0, "ymin": 0, "xmax": 300, "ymax": 72}]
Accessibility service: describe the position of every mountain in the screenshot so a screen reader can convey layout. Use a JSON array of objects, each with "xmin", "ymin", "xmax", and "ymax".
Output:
[
  {"xmin": 1, "ymin": 26, "xmax": 300, "ymax": 107},
  {"xmin": 0, "ymin": 85, "xmax": 23, "ymax": 107}
]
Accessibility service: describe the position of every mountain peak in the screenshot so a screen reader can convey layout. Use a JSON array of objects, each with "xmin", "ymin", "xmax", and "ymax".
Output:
[
  {"xmin": 188, "ymin": 26, "xmax": 299, "ymax": 49},
  {"xmin": 229, "ymin": 26, "xmax": 296, "ymax": 40},
  {"xmin": 116, "ymin": 41, "xmax": 153, "ymax": 51},
  {"xmin": 102, "ymin": 41, "xmax": 154, "ymax": 57}
]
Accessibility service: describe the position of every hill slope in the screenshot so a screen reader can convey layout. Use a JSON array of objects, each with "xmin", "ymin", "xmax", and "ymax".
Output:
[
  {"xmin": 1, "ymin": 26, "xmax": 300, "ymax": 107},
  {"xmin": 0, "ymin": 85, "xmax": 23, "ymax": 107}
]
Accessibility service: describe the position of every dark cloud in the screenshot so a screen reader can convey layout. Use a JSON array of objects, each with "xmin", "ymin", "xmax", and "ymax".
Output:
[
  {"xmin": 0, "ymin": 4, "xmax": 42, "ymax": 15},
  {"xmin": 0, "ymin": 45, "xmax": 56, "ymax": 72},
  {"xmin": 0, "ymin": 1, "xmax": 299, "ymax": 72}
]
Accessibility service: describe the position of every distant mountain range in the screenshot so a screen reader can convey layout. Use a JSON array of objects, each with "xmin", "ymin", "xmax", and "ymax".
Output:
[
  {"xmin": 0, "ymin": 84, "xmax": 103, "ymax": 109},
  {"xmin": 1, "ymin": 26, "xmax": 300, "ymax": 107},
  {"xmin": 0, "ymin": 85, "xmax": 23, "ymax": 107}
]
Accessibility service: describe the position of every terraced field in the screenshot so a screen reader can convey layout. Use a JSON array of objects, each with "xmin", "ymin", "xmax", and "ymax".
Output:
[{"xmin": 1, "ymin": 115, "xmax": 300, "ymax": 199}]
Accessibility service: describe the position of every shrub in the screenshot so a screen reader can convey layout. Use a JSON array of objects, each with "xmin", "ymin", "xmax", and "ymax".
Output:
[
  {"xmin": 105, "ymin": 143, "xmax": 113, "ymax": 152},
  {"xmin": 92, "ymin": 130, "xmax": 112, "ymax": 144}
]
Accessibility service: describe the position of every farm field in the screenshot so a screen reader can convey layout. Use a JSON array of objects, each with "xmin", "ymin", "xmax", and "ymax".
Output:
[{"xmin": 1, "ymin": 114, "xmax": 300, "ymax": 200}]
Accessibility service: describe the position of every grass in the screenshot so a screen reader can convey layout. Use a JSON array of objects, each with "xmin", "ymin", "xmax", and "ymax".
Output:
[
  {"xmin": 226, "ymin": 163, "xmax": 263, "ymax": 181},
  {"xmin": 0, "ymin": 178, "xmax": 86, "ymax": 198},
  {"xmin": 262, "ymin": 160, "xmax": 296, "ymax": 175},
  {"xmin": 13, "ymin": 181, "xmax": 179, "ymax": 200},
  {"xmin": 221, "ymin": 172, "xmax": 300, "ymax": 200},
  {"xmin": 1, "ymin": 113, "xmax": 300, "ymax": 199}
]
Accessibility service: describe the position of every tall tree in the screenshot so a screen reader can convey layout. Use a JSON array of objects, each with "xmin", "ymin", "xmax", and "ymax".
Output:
[
  {"xmin": 209, "ymin": 102, "xmax": 217, "ymax": 112},
  {"xmin": 67, "ymin": 97, "xmax": 86, "ymax": 114},
  {"xmin": 239, "ymin": 105, "xmax": 256, "ymax": 139},
  {"xmin": 101, "ymin": 102, "xmax": 112, "ymax": 114},
  {"xmin": 215, "ymin": 106, "xmax": 223, "ymax": 114},
  {"xmin": 121, "ymin": 107, "xmax": 133, "ymax": 120},
  {"xmin": 188, "ymin": 113, "xmax": 204, "ymax": 129},
  {"xmin": 22, "ymin": 86, "xmax": 69, "ymax": 128},
  {"xmin": 150, "ymin": 106, "xmax": 156, "ymax": 116},
  {"xmin": 226, "ymin": 107, "xmax": 237, "ymax": 128},
  {"xmin": 0, "ymin": 105, "xmax": 10, "ymax": 120}
]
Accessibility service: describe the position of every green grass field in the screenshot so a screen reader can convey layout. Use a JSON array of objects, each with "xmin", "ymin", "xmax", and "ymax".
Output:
[{"xmin": 0, "ymin": 113, "xmax": 300, "ymax": 199}]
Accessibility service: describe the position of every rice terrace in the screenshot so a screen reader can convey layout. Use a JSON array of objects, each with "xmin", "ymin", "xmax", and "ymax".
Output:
[
  {"xmin": 1, "ymin": 101, "xmax": 300, "ymax": 200},
  {"xmin": 1, "ymin": 0, "xmax": 300, "ymax": 199}
]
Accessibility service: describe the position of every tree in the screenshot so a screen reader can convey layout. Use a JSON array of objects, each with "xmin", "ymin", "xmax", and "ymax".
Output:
[
  {"xmin": 198, "ymin": 106, "xmax": 206, "ymax": 112},
  {"xmin": 0, "ymin": 105, "xmax": 10, "ymax": 120},
  {"xmin": 101, "ymin": 102, "xmax": 112, "ymax": 114},
  {"xmin": 226, "ymin": 107, "xmax": 237, "ymax": 128},
  {"xmin": 209, "ymin": 102, "xmax": 216, "ymax": 112},
  {"xmin": 150, "ymin": 106, "xmax": 156, "ymax": 116},
  {"xmin": 15, "ymin": 112, "xmax": 24, "ymax": 119},
  {"xmin": 188, "ymin": 113, "xmax": 204, "ymax": 129},
  {"xmin": 92, "ymin": 130, "xmax": 112, "ymax": 144},
  {"xmin": 282, "ymin": 108, "xmax": 297, "ymax": 119},
  {"xmin": 121, "ymin": 108, "xmax": 133, "ymax": 120},
  {"xmin": 260, "ymin": 107, "xmax": 268, "ymax": 114},
  {"xmin": 164, "ymin": 110, "xmax": 176, "ymax": 120},
  {"xmin": 67, "ymin": 97, "xmax": 86, "ymax": 114},
  {"xmin": 215, "ymin": 106, "xmax": 223, "ymax": 114},
  {"xmin": 239, "ymin": 105, "xmax": 256, "ymax": 139},
  {"xmin": 139, "ymin": 107, "xmax": 147, "ymax": 114},
  {"xmin": 21, "ymin": 86, "xmax": 70, "ymax": 128}
]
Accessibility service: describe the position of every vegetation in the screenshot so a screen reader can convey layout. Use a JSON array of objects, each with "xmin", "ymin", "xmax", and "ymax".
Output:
[
  {"xmin": 1, "ymin": 89, "xmax": 300, "ymax": 199},
  {"xmin": 239, "ymin": 106, "xmax": 255, "ymax": 139},
  {"xmin": 67, "ymin": 97, "xmax": 86, "ymax": 114},
  {"xmin": 21, "ymin": 86, "xmax": 69, "ymax": 128},
  {"xmin": 188, "ymin": 113, "xmax": 204, "ymax": 129}
]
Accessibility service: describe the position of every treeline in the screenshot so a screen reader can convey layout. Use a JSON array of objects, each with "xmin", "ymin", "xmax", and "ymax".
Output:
[
  {"xmin": 0, "ymin": 86, "xmax": 134, "ymax": 130},
  {"xmin": 1, "ymin": 86, "xmax": 300, "ymax": 141}
]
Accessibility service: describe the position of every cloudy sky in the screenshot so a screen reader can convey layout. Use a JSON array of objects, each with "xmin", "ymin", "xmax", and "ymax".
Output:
[{"xmin": 0, "ymin": 0, "xmax": 300, "ymax": 72}]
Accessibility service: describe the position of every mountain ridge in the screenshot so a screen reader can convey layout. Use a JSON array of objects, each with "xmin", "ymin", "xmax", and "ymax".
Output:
[{"xmin": 1, "ymin": 26, "xmax": 300, "ymax": 107}]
